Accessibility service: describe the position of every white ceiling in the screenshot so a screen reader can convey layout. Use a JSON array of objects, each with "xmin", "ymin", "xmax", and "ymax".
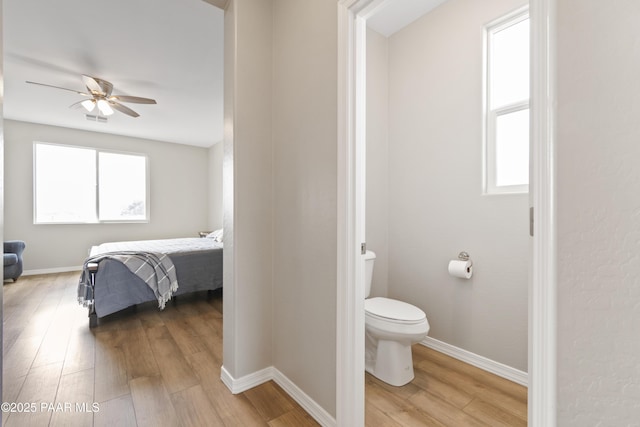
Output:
[
  {"xmin": 367, "ymin": 0, "xmax": 449, "ymax": 37},
  {"xmin": 3, "ymin": 0, "xmax": 223, "ymax": 148}
]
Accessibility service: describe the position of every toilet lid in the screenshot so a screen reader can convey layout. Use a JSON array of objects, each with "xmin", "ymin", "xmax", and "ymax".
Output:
[{"xmin": 365, "ymin": 297, "xmax": 426, "ymax": 323}]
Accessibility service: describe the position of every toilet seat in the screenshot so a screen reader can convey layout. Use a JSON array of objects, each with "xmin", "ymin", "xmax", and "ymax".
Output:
[{"xmin": 365, "ymin": 297, "xmax": 426, "ymax": 325}]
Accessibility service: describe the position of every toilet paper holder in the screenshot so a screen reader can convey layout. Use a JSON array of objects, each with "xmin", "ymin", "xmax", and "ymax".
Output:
[
  {"xmin": 458, "ymin": 251, "xmax": 472, "ymax": 264},
  {"xmin": 448, "ymin": 252, "xmax": 474, "ymax": 279}
]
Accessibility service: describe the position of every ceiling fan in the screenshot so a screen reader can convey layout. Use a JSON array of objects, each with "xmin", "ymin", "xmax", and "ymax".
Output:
[{"xmin": 26, "ymin": 75, "xmax": 157, "ymax": 119}]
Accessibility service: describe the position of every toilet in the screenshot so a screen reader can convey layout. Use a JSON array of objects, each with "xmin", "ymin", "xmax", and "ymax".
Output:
[{"xmin": 364, "ymin": 251, "xmax": 430, "ymax": 386}]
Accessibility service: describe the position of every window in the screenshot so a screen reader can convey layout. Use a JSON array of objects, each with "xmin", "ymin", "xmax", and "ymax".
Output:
[
  {"xmin": 34, "ymin": 143, "xmax": 148, "ymax": 223},
  {"xmin": 484, "ymin": 8, "xmax": 530, "ymax": 194}
]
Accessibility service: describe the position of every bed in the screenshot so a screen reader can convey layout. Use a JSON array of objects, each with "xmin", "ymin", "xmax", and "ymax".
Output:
[{"xmin": 78, "ymin": 235, "xmax": 223, "ymax": 327}]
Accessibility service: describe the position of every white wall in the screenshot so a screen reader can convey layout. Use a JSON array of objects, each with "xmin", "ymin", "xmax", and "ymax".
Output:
[
  {"xmin": 208, "ymin": 141, "xmax": 223, "ymax": 230},
  {"xmin": 272, "ymin": 0, "xmax": 337, "ymax": 415},
  {"xmin": 376, "ymin": 0, "xmax": 529, "ymax": 371},
  {"xmin": 3, "ymin": 119, "xmax": 211, "ymax": 271},
  {"xmin": 557, "ymin": 1, "xmax": 640, "ymax": 424},
  {"xmin": 366, "ymin": 28, "xmax": 390, "ymax": 298}
]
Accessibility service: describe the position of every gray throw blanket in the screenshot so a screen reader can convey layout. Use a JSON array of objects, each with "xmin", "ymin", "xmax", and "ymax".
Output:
[{"xmin": 78, "ymin": 251, "xmax": 179, "ymax": 310}]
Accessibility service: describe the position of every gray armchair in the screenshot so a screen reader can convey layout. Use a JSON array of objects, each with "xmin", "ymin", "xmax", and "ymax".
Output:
[{"xmin": 4, "ymin": 240, "xmax": 26, "ymax": 282}]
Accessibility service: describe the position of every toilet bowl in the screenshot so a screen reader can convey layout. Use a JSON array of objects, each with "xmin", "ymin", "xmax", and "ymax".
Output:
[{"xmin": 364, "ymin": 251, "xmax": 430, "ymax": 386}]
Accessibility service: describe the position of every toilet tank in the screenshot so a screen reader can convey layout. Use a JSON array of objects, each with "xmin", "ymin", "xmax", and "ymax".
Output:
[{"xmin": 364, "ymin": 250, "xmax": 376, "ymax": 298}]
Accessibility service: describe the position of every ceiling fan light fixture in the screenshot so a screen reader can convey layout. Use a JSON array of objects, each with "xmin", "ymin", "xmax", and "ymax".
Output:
[
  {"xmin": 81, "ymin": 99, "xmax": 96, "ymax": 112},
  {"xmin": 97, "ymin": 99, "xmax": 114, "ymax": 116}
]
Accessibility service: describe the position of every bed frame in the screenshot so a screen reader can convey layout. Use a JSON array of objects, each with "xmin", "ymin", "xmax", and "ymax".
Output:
[{"xmin": 87, "ymin": 262, "xmax": 99, "ymax": 328}]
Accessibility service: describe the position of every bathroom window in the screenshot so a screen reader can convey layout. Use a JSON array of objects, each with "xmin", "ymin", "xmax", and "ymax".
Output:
[{"xmin": 484, "ymin": 8, "xmax": 530, "ymax": 194}]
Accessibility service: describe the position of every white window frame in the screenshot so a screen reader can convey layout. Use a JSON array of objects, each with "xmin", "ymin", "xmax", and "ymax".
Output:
[
  {"xmin": 33, "ymin": 142, "xmax": 150, "ymax": 224},
  {"xmin": 483, "ymin": 7, "xmax": 530, "ymax": 195}
]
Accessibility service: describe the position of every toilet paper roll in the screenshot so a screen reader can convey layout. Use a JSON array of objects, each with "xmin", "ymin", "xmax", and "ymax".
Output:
[{"xmin": 448, "ymin": 259, "xmax": 473, "ymax": 279}]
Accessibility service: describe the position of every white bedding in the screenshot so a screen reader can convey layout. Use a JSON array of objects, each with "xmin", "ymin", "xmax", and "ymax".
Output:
[{"xmin": 90, "ymin": 237, "xmax": 223, "ymax": 257}]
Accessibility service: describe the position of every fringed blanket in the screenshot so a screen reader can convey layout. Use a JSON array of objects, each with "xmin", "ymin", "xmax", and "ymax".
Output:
[{"xmin": 78, "ymin": 251, "xmax": 179, "ymax": 310}]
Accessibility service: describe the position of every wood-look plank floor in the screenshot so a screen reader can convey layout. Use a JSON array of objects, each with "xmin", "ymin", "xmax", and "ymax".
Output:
[
  {"xmin": 365, "ymin": 346, "xmax": 528, "ymax": 426},
  {"xmin": 2, "ymin": 272, "xmax": 317, "ymax": 427},
  {"xmin": 3, "ymin": 272, "xmax": 527, "ymax": 426}
]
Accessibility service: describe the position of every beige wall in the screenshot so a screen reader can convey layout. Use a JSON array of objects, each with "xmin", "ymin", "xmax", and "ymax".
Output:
[
  {"xmin": 3, "ymin": 119, "xmax": 211, "ymax": 271},
  {"xmin": 272, "ymin": 0, "xmax": 338, "ymax": 415},
  {"xmin": 557, "ymin": 0, "xmax": 640, "ymax": 424},
  {"xmin": 372, "ymin": 0, "xmax": 529, "ymax": 370},
  {"xmin": 222, "ymin": 0, "xmax": 274, "ymax": 379},
  {"xmin": 366, "ymin": 28, "xmax": 390, "ymax": 298},
  {"xmin": 222, "ymin": 0, "xmax": 337, "ymax": 415},
  {"xmin": 1, "ymin": 0, "xmax": 4, "ymax": 394}
]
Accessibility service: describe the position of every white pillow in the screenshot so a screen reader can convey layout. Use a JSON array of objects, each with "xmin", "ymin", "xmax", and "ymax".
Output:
[{"xmin": 207, "ymin": 229, "xmax": 224, "ymax": 242}]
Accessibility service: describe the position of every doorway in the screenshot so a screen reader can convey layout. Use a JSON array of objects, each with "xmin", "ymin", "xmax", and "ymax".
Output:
[{"xmin": 337, "ymin": 0, "xmax": 557, "ymax": 425}]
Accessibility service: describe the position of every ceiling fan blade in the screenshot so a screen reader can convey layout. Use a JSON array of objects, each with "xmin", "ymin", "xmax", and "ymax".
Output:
[
  {"xmin": 26, "ymin": 80, "xmax": 91, "ymax": 96},
  {"xmin": 82, "ymin": 75, "xmax": 102, "ymax": 93},
  {"xmin": 95, "ymin": 77, "xmax": 113, "ymax": 97},
  {"xmin": 108, "ymin": 95, "xmax": 157, "ymax": 104},
  {"xmin": 109, "ymin": 101, "xmax": 140, "ymax": 118},
  {"xmin": 82, "ymin": 75, "xmax": 113, "ymax": 97}
]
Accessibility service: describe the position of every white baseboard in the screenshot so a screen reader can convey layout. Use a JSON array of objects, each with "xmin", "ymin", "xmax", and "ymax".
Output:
[
  {"xmin": 420, "ymin": 336, "xmax": 528, "ymax": 387},
  {"xmin": 220, "ymin": 365, "xmax": 273, "ymax": 394},
  {"xmin": 220, "ymin": 365, "xmax": 336, "ymax": 427},
  {"xmin": 23, "ymin": 266, "xmax": 83, "ymax": 276}
]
